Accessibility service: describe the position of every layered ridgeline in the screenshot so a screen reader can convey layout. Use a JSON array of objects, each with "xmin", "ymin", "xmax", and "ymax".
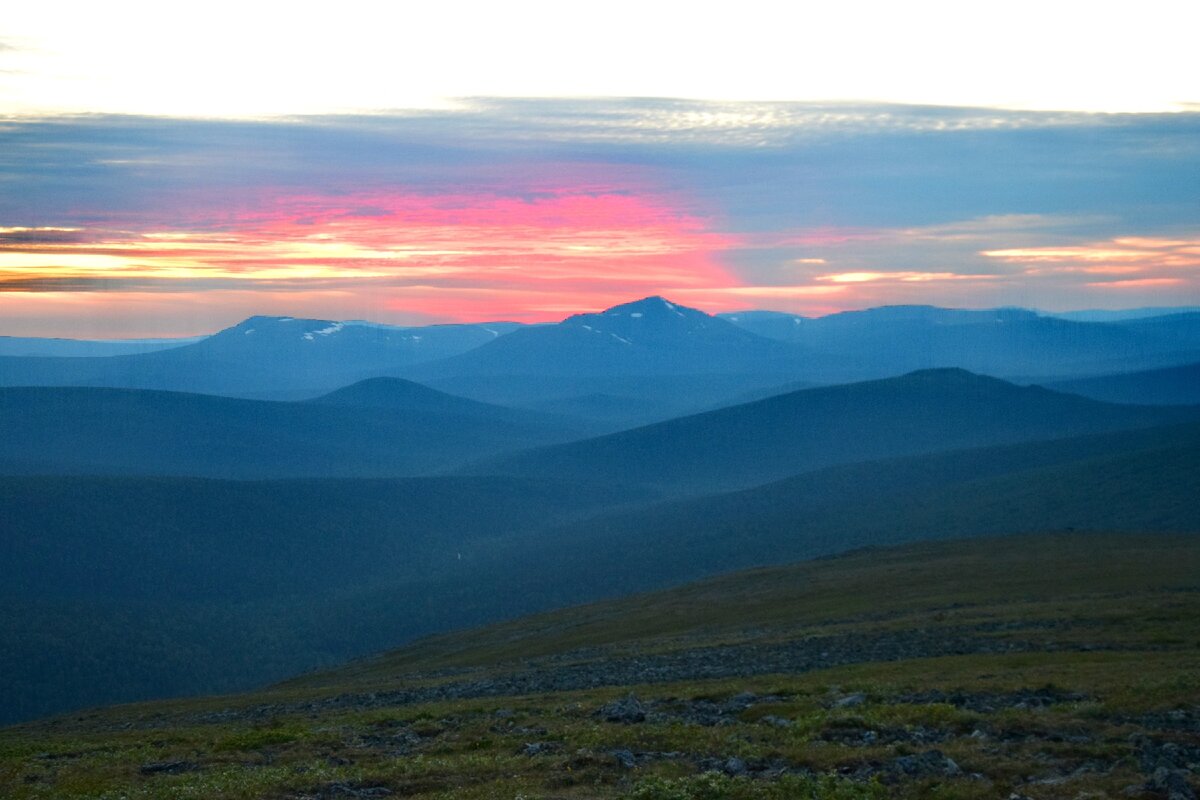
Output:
[
  {"xmin": 470, "ymin": 369, "xmax": 1200, "ymax": 493},
  {"xmin": 3, "ymin": 532, "xmax": 1198, "ymax": 799},
  {"xmin": 3, "ymin": 392, "xmax": 1197, "ymax": 724},
  {"xmin": 719, "ymin": 306, "xmax": 1200, "ymax": 380},
  {"xmin": 0, "ymin": 317, "xmax": 521, "ymax": 399},
  {"xmin": 1048, "ymin": 361, "xmax": 1200, "ymax": 406},
  {"xmin": 0, "ymin": 379, "xmax": 588, "ymax": 478},
  {"xmin": 2, "ymin": 299, "xmax": 1199, "ymax": 730},
  {"xmin": 4, "ymin": 299, "xmax": 1199, "ymax": 426}
]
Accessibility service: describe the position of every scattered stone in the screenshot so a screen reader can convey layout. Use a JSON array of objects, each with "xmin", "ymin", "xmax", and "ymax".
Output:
[
  {"xmin": 139, "ymin": 760, "xmax": 199, "ymax": 776},
  {"xmin": 723, "ymin": 757, "xmax": 748, "ymax": 776},
  {"xmin": 309, "ymin": 783, "xmax": 393, "ymax": 799},
  {"xmin": 893, "ymin": 687, "xmax": 1090, "ymax": 713},
  {"xmin": 1149, "ymin": 767, "xmax": 1198, "ymax": 800},
  {"xmin": 597, "ymin": 694, "xmax": 646, "ymax": 723},
  {"xmin": 611, "ymin": 749, "xmax": 637, "ymax": 769},
  {"xmin": 847, "ymin": 750, "xmax": 963, "ymax": 783},
  {"xmin": 760, "ymin": 715, "xmax": 793, "ymax": 728},
  {"xmin": 836, "ymin": 693, "xmax": 867, "ymax": 708},
  {"xmin": 820, "ymin": 722, "xmax": 950, "ymax": 746},
  {"xmin": 1133, "ymin": 735, "xmax": 1200, "ymax": 774},
  {"xmin": 521, "ymin": 741, "xmax": 559, "ymax": 757},
  {"xmin": 728, "ymin": 692, "xmax": 758, "ymax": 710},
  {"xmin": 172, "ymin": 625, "xmax": 1101, "ymax": 729}
]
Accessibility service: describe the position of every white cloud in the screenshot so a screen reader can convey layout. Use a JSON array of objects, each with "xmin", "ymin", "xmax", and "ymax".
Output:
[{"xmin": 3, "ymin": 1, "xmax": 1198, "ymax": 117}]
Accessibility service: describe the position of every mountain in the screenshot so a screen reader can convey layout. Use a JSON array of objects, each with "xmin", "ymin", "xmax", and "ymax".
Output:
[
  {"xmin": 0, "ymin": 316, "xmax": 523, "ymax": 398},
  {"xmin": 491, "ymin": 420, "xmax": 1200, "ymax": 600},
  {"xmin": 308, "ymin": 376, "xmax": 586, "ymax": 431},
  {"xmin": 0, "ymin": 384, "xmax": 587, "ymax": 479},
  {"xmin": 0, "ymin": 474, "xmax": 650, "ymax": 724},
  {"xmin": 406, "ymin": 296, "xmax": 805, "ymax": 379},
  {"xmin": 0, "ymin": 335, "xmax": 204, "ymax": 357},
  {"xmin": 3, "ymin": 419, "xmax": 1196, "ymax": 726},
  {"xmin": 719, "ymin": 305, "xmax": 1200, "ymax": 379},
  {"xmin": 1047, "ymin": 306, "xmax": 1200, "ymax": 321},
  {"xmin": 470, "ymin": 368, "xmax": 1200, "ymax": 492},
  {"xmin": 1047, "ymin": 361, "xmax": 1200, "ymax": 406},
  {"xmin": 5, "ymin": 297, "xmax": 1200, "ymax": 738}
]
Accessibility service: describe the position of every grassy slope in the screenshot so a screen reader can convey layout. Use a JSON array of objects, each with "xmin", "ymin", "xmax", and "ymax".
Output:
[
  {"xmin": 2, "ymin": 532, "xmax": 1198, "ymax": 800},
  {"xmin": 297, "ymin": 532, "xmax": 1200, "ymax": 684}
]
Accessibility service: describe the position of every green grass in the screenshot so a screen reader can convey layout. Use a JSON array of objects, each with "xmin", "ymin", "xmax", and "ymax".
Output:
[{"xmin": 2, "ymin": 531, "xmax": 1198, "ymax": 799}]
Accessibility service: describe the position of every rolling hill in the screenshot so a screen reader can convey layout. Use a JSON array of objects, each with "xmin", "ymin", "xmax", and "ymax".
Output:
[
  {"xmin": 0, "ymin": 382, "xmax": 586, "ymax": 478},
  {"xmin": 2, "ymin": 416, "xmax": 1196, "ymax": 726},
  {"xmin": 1048, "ymin": 361, "xmax": 1200, "ymax": 406},
  {"xmin": 0, "ymin": 474, "xmax": 652, "ymax": 724},
  {"xmin": 470, "ymin": 368, "xmax": 1200, "ymax": 492}
]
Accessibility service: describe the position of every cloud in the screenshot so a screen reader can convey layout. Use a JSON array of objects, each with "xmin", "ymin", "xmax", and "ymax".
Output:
[
  {"xmin": 0, "ymin": 188, "xmax": 740, "ymax": 322},
  {"xmin": 1, "ymin": 104, "xmax": 1199, "ymax": 334},
  {"xmin": 817, "ymin": 271, "xmax": 1000, "ymax": 284},
  {"xmin": 982, "ymin": 236, "xmax": 1200, "ymax": 280}
]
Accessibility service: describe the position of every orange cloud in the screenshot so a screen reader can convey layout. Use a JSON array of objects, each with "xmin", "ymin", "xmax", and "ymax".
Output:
[
  {"xmin": 817, "ymin": 271, "xmax": 998, "ymax": 283},
  {"xmin": 982, "ymin": 237, "xmax": 1200, "ymax": 270},
  {"xmin": 0, "ymin": 189, "xmax": 741, "ymax": 322}
]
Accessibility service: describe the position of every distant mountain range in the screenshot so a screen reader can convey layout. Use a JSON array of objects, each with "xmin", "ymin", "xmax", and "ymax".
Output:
[
  {"xmin": 0, "ymin": 317, "xmax": 520, "ymax": 398},
  {"xmin": 470, "ymin": 368, "xmax": 1200, "ymax": 492},
  {"xmin": 718, "ymin": 305, "xmax": 1200, "ymax": 380},
  {"xmin": 0, "ymin": 335, "xmax": 204, "ymax": 357},
  {"xmin": 3, "ymin": 299, "xmax": 1198, "ymax": 411}
]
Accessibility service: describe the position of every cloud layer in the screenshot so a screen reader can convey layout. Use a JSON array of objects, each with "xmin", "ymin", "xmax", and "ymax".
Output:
[{"xmin": 1, "ymin": 101, "xmax": 1198, "ymax": 336}]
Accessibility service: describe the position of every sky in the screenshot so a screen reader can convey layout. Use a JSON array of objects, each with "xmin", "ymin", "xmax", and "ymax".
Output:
[{"xmin": 2, "ymin": 2, "xmax": 1199, "ymax": 337}]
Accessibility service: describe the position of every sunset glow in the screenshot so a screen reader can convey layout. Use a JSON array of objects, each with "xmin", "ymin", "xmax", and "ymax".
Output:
[{"xmin": 1, "ymin": 100, "xmax": 1198, "ymax": 336}]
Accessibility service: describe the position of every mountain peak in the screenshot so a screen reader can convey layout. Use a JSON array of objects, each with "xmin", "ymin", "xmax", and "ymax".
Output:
[{"xmin": 597, "ymin": 296, "xmax": 700, "ymax": 319}]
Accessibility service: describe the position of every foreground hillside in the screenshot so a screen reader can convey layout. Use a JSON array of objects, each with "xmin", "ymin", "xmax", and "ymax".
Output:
[
  {"xmin": 2, "ymin": 532, "xmax": 1197, "ymax": 799},
  {"xmin": 3, "ymin": 416, "xmax": 1197, "ymax": 725}
]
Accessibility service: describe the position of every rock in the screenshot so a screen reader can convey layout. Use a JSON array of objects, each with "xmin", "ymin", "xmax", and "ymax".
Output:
[
  {"xmin": 887, "ymin": 750, "xmax": 962, "ymax": 780},
  {"xmin": 1150, "ymin": 767, "xmax": 1197, "ymax": 800},
  {"xmin": 728, "ymin": 692, "xmax": 758, "ymax": 709},
  {"xmin": 295, "ymin": 783, "xmax": 394, "ymax": 799},
  {"xmin": 597, "ymin": 694, "xmax": 646, "ymax": 723},
  {"xmin": 139, "ymin": 760, "xmax": 199, "ymax": 776},
  {"xmin": 521, "ymin": 741, "xmax": 559, "ymax": 756},
  {"xmin": 612, "ymin": 749, "xmax": 637, "ymax": 769},
  {"xmin": 723, "ymin": 757, "xmax": 748, "ymax": 776},
  {"xmin": 760, "ymin": 715, "xmax": 793, "ymax": 728},
  {"xmin": 836, "ymin": 693, "xmax": 867, "ymax": 708}
]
